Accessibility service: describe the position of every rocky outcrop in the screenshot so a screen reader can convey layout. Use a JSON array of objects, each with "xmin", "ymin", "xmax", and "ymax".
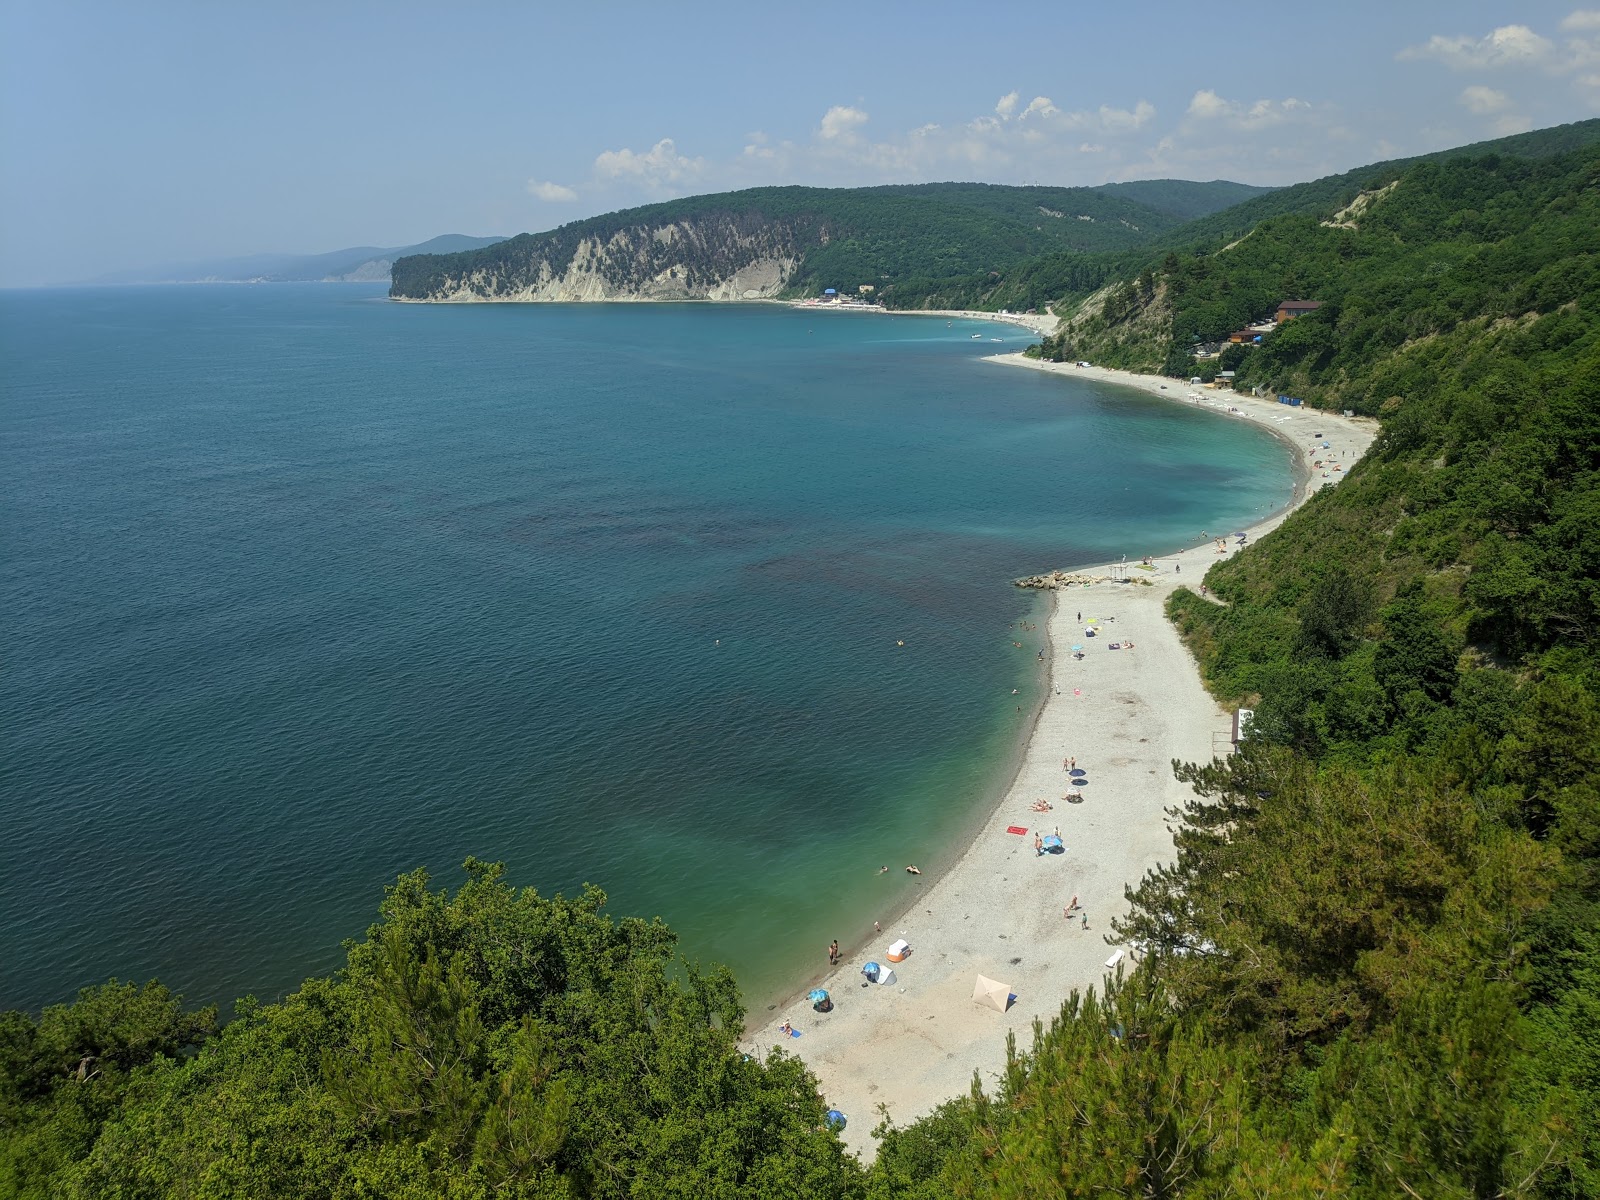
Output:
[
  {"xmin": 1014, "ymin": 571, "xmax": 1110, "ymax": 589},
  {"xmin": 392, "ymin": 213, "xmax": 803, "ymax": 303}
]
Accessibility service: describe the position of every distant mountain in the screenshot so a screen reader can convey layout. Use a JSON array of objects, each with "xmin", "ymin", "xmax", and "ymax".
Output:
[
  {"xmin": 88, "ymin": 234, "xmax": 508, "ymax": 285},
  {"xmin": 388, "ymin": 181, "xmax": 1268, "ymax": 304}
]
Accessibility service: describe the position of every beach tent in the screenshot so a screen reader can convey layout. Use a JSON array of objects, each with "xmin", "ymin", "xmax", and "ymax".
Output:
[
  {"xmin": 973, "ymin": 974, "xmax": 1012, "ymax": 1012},
  {"xmin": 874, "ymin": 965, "xmax": 897, "ymax": 986},
  {"xmin": 887, "ymin": 939, "xmax": 911, "ymax": 962}
]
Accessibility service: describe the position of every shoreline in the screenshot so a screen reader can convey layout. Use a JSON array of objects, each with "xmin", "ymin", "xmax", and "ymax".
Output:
[
  {"xmin": 745, "ymin": 354, "xmax": 1376, "ymax": 1157},
  {"xmin": 778, "ymin": 299, "xmax": 1058, "ymax": 336}
]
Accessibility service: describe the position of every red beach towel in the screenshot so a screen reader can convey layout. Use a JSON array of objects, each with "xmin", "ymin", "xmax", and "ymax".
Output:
[{"xmin": 1006, "ymin": 825, "xmax": 1029, "ymax": 836}]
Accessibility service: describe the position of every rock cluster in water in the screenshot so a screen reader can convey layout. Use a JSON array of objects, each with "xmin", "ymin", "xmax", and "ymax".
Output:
[{"xmin": 1013, "ymin": 571, "xmax": 1108, "ymax": 589}]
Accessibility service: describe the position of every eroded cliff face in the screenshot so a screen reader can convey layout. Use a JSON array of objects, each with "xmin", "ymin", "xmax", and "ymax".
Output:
[{"xmin": 396, "ymin": 214, "xmax": 803, "ymax": 302}]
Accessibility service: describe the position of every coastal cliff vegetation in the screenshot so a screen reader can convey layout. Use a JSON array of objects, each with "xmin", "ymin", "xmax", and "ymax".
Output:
[
  {"xmin": 387, "ymin": 180, "xmax": 1265, "ymax": 305},
  {"xmin": 7, "ymin": 126, "xmax": 1600, "ymax": 1197}
]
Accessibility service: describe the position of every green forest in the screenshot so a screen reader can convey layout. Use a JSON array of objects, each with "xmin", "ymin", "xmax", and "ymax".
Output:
[
  {"xmin": 10, "ymin": 129, "xmax": 1600, "ymax": 1196},
  {"xmin": 388, "ymin": 180, "xmax": 1265, "ymax": 304}
]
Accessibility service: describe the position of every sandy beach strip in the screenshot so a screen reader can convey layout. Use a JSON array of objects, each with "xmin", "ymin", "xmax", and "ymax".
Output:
[
  {"xmin": 744, "ymin": 355, "xmax": 1377, "ymax": 1156},
  {"xmin": 778, "ymin": 300, "xmax": 1059, "ymax": 337}
]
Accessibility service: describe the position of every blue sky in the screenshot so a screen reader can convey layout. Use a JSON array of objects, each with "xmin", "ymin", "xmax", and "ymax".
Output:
[{"xmin": 3, "ymin": 1, "xmax": 1598, "ymax": 285}]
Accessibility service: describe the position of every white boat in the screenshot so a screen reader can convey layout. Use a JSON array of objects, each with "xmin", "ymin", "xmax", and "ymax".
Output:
[{"xmin": 971, "ymin": 333, "xmax": 983, "ymax": 339}]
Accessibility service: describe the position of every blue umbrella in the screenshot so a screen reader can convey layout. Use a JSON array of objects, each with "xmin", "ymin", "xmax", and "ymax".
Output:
[
  {"xmin": 808, "ymin": 989, "xmax": 829, "ymax": 1003},
  {"xmin": 1068, "ymin": 768, "xmax": 1086, "ymax": 777},
  {"xmin": 1043, "ymin": 835, "xmax": 1063, "ymax": 850},
  {"xmin": 861, "ymin": 962, "xmax": 880, "ymax": 974},
  {"xmin": 1071, "ymin": 777, "xmax": 1088, "ymax": 786},
  {"xmin": 825, "ymin": 1109, "xmax": 847, "ymax": 1130}
]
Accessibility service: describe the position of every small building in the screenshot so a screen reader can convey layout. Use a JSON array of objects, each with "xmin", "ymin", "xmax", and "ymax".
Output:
[
  {"xmin": 1228, "ymin": 330, "xmax": 1263, "ymax": 344},
  {"xmin": 1276, "ymin": 299, "xmax": 1323, "ymax": 322},
  {"xmin": 858, "ymin": 284, "xmax": 875, "ymax": 294}
]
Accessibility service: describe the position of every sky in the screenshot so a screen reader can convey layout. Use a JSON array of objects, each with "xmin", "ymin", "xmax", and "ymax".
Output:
[{"xmin": 3, "ymin": 1, "xmax": 1599, "ymax": 286}]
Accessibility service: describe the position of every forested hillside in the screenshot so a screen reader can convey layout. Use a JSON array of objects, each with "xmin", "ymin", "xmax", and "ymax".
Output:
[
  {"xmin": 910, "ymin": 116, "xmax": 1600, "ymax": 316},
  {"xmin": 1, "ymin": 862, "xmax": 861, "ymax": 1199},
  {"xmin": 387, "ymin": 180, "xmax": 1265, "ymax": 304}
]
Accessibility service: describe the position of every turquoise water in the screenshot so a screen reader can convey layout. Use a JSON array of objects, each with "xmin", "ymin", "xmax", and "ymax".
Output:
[{"xmin": 1, "ymin": 286, "xmax": 1293, "ymax": 1014}]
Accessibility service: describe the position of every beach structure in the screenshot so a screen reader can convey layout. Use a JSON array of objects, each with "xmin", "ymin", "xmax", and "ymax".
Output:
[
  {"xmin": 887, "ymin": 939, "xmax": 911, "ymax": 963},
  {"xmin": 972, "ymin": 975, "xmax": 1012, "ymax": 1012}
]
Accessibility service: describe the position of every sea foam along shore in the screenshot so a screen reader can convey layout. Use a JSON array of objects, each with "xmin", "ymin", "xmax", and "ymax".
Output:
[{"xmin": 744, "ymin": 353, "xmax": 1377, "ymax": 1157}]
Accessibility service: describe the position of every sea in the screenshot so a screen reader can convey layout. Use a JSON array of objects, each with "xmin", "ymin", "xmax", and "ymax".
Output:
[{"xmin": 0, "ymin": 285, "xmax": 1294, "ymax": 1016}]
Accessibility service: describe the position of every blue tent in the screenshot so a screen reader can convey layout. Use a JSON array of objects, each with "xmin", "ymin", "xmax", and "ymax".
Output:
[{"xmin": 826, "ymin": 1109, "xmax": 847, "ymax": 1130}]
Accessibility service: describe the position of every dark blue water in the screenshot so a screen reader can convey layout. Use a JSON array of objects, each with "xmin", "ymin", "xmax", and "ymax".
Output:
[{"xmin": 0, "ymin": 286, "xmax": 1293, "ymax": 1014}]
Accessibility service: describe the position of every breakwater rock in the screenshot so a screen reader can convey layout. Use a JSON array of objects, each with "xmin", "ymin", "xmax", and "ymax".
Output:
[{"xmin": 1013, "ymin": 571, "xmax": 1108, "ymax": 589}]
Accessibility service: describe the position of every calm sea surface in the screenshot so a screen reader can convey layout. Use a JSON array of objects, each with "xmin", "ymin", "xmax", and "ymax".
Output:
[{"xmin": 1, "ymin": 285, "xmax": 1293, "ymax": 1014}]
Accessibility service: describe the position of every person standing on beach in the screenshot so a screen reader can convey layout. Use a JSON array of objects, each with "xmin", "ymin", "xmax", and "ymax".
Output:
[{"xmin": 828, "ymin": 939, "xmax": 839, "ymax": 966}]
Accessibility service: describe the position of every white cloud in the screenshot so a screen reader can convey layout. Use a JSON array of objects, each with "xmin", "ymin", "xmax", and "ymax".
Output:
[
  {"xmin": 995, "ymin": 91, "xmax": 1019, "ymax": 119},
  {"xmin": 1020, "ymin": 96, "xmax": 1059, "ymax": 120},
  {"xmin": 525, "ymin": 179, "xmax": 577, "ymax": 202},
  {"xmin": 1459, "ymin": 84, "xmax": 1511, "ymax": 113},
  {"xmin": 1398, "ymin": 23, "xmax": 1555, "ymax": 69},
  {"xmin": 818, "ymin": 105, "xmax": 869, "ymax": 140},
  {"xmin": 1187, "ymin": 89, "xmax": 1231, "ymax": 119},
  {"xmin": 593, "ymin": 138, "xmax": 705, "ymax": 189},
  {"xmin": 1186, "ymin": 90, "xmax": 1311, "ymax": 127},
  {"xmin": 1090, "ymin": 100, "xmax": 1157, "ymax": 131},
  {"xmin": 1561, "ymin": 10, "xmax": 1600, "ymax": 31}
]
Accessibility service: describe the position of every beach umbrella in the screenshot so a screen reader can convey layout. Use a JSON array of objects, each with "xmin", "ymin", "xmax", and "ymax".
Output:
[
  {"xmin": 973, "ymin": 974, "xmax": 1012, "ymax": 1012},
  {"xmin": 1043, "ymin": 834, "xmax": 1063, "ymax": 851},
  {"xmin": 825, "ymin": 1109, "xmax": 847, "ymax": 1130},
  {"xmin": 1071, "ymin": 777, "xmax": 1088, "ymax": 787},
  {"xmin": 1071, "ymin": 643, "xmax": 1083, "ymax": 652},
  {"xmin": 1068, "ymin": 768, "xmax": 1086, "ymax": 777},
  {"xmin": 808, "ymin": 989, "xmax": 829, "ymax": 1003}
]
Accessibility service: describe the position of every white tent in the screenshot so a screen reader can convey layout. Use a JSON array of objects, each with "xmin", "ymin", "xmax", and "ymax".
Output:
[
  {"xmin": 874, "ymin": 965, "xmax": 897, "ymax": 986},
  {"xmin": 972, "ymin": 974, "xmax": 1011, "ymax": 1012}
]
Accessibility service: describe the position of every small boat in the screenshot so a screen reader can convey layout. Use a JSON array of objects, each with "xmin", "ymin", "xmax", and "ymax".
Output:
[{"xmin": 971, "ymin": 333, "xmax": 983, "ymax": 339}]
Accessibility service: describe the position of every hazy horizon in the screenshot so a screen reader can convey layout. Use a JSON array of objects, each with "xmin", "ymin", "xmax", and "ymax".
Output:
[{"xmin": 4, "ymin": 1, "xmax": 1598, "ymax": 287}]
